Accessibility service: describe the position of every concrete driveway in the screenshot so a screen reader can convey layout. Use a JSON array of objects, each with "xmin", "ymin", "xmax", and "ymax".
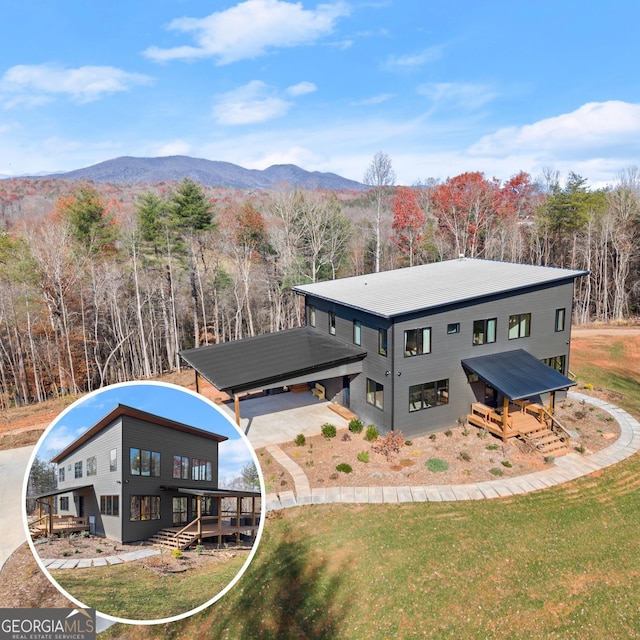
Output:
[
  {"xmin": 218, "ymin": 392, "xmax": 351, "ymax": 449},
  {"xmin": 0, "ymin": 445, "xmax": 35, "ymax": 571}
]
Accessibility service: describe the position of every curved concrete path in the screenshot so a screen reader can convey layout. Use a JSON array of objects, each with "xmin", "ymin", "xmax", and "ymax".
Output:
[{"xmin": 264, "ymin": 392, "xmax": 640, "ymax": 511}]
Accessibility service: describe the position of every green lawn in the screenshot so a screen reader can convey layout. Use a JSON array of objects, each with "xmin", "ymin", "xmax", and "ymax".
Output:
[{"xmin": 104, "ymin": 335, "xmax": 640, "ymax": 639}]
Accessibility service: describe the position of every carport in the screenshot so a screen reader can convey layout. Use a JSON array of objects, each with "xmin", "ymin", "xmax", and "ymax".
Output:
[{"xmin": 180, "ymin": 327, "xmax": 367, "ymax": 424}]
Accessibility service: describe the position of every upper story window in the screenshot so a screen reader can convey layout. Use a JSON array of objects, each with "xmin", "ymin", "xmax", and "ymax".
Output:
[
  {"xmin": 404, "ymin": 327, "xmax": 431, "ymax": 357},
  {"xmin": 58, "ymin": 467, "xmax": 65, "ymax": 482},
  {"xmin": 378, "ymin": 328, "xmax": 388, "ymax": 357},
  {"xmin": 192, "ymin": 459, "xmax": 213, "ymax": 481},
  {"xmin": 353, "ymin": 320, "xmax": 361, "ymax": 345},
  {"xmin": 473, "ymin": 318, "xmax": 496, "ymax": 345},
  {"xmin": 87, "ymin": 456, "xmax": 97, "ymax": 477},
  {"xmin": 130, "ymin": 448, "xmax": 161, "ymax": 477},
  {"xmin": 109, "ymin": 449, "xmax": 117, "ymax": 472},
  {"xmin": 555, "ymin": 308, "xmax": 566, "ymax": 332},
  {"xmin": 74, "ymin": 461, "xmax": 83, "ymax": 479},
  {"xmin": 328, "ymin": 311, "xmax": 336, "ymax": 335},
  {"xmin": 173, "ymin": 455, "xmax": 190, "ymax": 480},
  {"xmin": 308, "ymin": 305, "xmax": 316, "ymax": 327},
  {"xmin": 366, "ymin": 378, "xmax": 384, "ymax": 410},
  {"xmin": 447, "ymin": 323, "xmax": 460, "ymax": 334},
  {"xmin": 509, "ymin": 313, "xmax": 531, "ymax": 340}
]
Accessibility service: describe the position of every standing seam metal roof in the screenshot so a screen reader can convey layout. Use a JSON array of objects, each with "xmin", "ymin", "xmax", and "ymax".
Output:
[{"xmin": 293, "ymin": 258, "xmax": 588, "ymax": 318}]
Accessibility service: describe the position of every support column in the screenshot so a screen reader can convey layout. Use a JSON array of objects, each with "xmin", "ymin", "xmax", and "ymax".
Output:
[
  {"xmin": 217, "ymin": 496, "xmax": 223, "ymax": 547},
  {"xmin": 197, "ymin": 496, "xmax": 202, "ymax": 545},
  {"xmin": 502, "ymin": 396, "xmax": 510, "ymax": 441},
  {"xmin": 48, "ymin": 496, "xmax": 54, "ymax": 535},
  {"xmin": 234, "ymin": 394, "xmax": 241, "ymax": 426},
  {"xmin": 236, "ymin": 497, "xmax": 241, "ymax": 543},
  {"xmin": 195, "ymin": 371, "xmax": 200, "ymax": 395}
]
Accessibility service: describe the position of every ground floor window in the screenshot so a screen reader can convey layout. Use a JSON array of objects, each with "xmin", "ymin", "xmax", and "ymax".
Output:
[
  {"xmin": 130, "ymin": 495, "xmax": 161, "ymax": 521},
  {"xmin": 59, "ymin": 496, "xmax": 69, "ymax": 511},
  {"xmin": 100, "ymin": 495, "xmax": 119, "ymax": 516},
  {"xmin": 172, "ymin": 497, "xmax": 188, "ymax": 525},
  {"xmin": 191, "ymin": 496, "xmax": 215, "ymax": 516},
  {"xmin": 366, "ymin": 378, "xmax": 384, "ymax": 410},
  {"xmin": 409, "ymin": 379, "xmax": 449, "ymax": 412},
  {"xmin": 542, "ymin": 355, "xmax": 566, "ymax": 374}
]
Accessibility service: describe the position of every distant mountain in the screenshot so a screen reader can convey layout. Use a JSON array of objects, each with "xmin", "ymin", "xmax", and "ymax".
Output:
[{"xmin": 42, "ymin": 156, "xmax": 367, "ymax": 191}]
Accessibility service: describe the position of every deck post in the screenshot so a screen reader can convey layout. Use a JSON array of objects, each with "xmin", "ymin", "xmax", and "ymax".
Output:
[
  {"xmin": 236, "ymin": 497, "xmax": 241, "ymax": 543},
  {"xmin": 234, "ymin": 394, "xmax": 240, "ymax": 426},
  {"xmin": 251, "ymin": 497, "xmax": 256, "ymax": 529},
  {"xmin": 502, "ymin": 397, "xmax": 509, "ymax": 441},
  {"xmin": 48, "ymin": 496, "xmax": 54, "ymax": 535},
  {"xmin": 197, "ymin": 497, "xmax": 202, "ymax": 545},
  {"xmin": 195, "ymin": 371, "xmax": 200, "ymax": 395},
  {"xmin": 549, "ymin": 391, "xmax": 555, "ymax": 413},
  {"xmin": 217, "ymin": 496, "xmax": 223, "ymax": 547}
]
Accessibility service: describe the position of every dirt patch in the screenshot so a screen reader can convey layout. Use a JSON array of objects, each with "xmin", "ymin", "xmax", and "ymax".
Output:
[{"xmin": 258, "ymin": 396, "xmax": 621, "ymax": 492}]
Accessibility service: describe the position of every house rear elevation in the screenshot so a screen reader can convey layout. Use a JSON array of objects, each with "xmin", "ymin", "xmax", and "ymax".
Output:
[
  {"xmin": 292, "ymin": 258, "xmax": 587, "ymax": 439},
  {"xmin": 50, "ymin": 404, "xmax": 228, "ymax": 543}
]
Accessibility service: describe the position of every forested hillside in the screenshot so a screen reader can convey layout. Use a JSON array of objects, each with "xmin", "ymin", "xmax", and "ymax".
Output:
[{"xmin": 1, "ymin": 164, "xmax": 639, "ymax": 408}]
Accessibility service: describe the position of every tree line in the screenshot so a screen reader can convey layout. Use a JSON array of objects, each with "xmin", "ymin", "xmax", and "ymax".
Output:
[{"xmin": 1, "ymin": 155, "xmax": 639, "ymax": 409}]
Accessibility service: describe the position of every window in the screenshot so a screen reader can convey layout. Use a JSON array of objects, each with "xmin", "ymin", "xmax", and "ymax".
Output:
[
  {"xmin": 130, "ymin": 448, "xmax": 160, "ymax": 477},
  {"xmin": 509, "ymin": 313, "xmax": 531, "ymax": 340},
  {"xmin": 353, "ymin": 320, "xmax": 361, "ymax": 345},
  {"xmin": 328, "ymin": 310, "xmax": 336, "ymax": 335},
  {"xmin": 473, "ymin": 318, "xmax": 496, "ymax": 345},
  {"xmin": 59, "ymin": 496, "xmax": 69, "ymax": 511},
  {"xmin": 404, "ymin": 327, "xmax": 431, "ymax": 357},
  {"xmin": 191, "ymin": 497, "xmax": 215, "ymax": 516},
  {"xmin": 555, "ymin": 308, "xmax": 566, "ymax": 332},
  {"xmin": 447, "ymin": 323, "xmax": 460, "ymax": 334},
  {"xmin": 58, "ymin": 467, "xmax": 65, "ymax": 483},
  {"xmin": 87, "ymin": 456, "xmax": 97, "ymax": 477},
  {"xmin": 173, "ymin": 455, "xmax": 190, "ymax": 480},
  {"xmin": 378, "ymin": 328, "xmax": 388, "ymax": 357},
  {"xmin": 130, "ymin": 496, "xmax": 161, "ymax": 521},
  {"xmin": 192, "ymin": 459, "xmax": 213, "ymax": 481},
  {"xmin": 366, "ymin": 378, "xmax": 384, "ymax": 410},
  {"xmin": 542, "ymin": 355, "xmax": 566, "ymax": 374},
  {"xmin": 409, "ymin": 380, "xmax": 449, "ymax": 412},
  {"xmin": 74, "ymin": 461, "xmax": 83, "ymax": 479},
  {"xmin": 173, "ymin": 497, "xmax": 188, "ymax": 525},
  {"xmin": 100, "ymin": 495, "xmax": 119, "ymax": 516},
  {"xmin": 308, "ymin": 305, "xmax": 316, "ymax": 327}
]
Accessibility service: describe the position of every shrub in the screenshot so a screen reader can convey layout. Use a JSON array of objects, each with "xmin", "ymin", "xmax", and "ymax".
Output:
[
  {"xmin": 364, "ymin": 425, "xmax": 379, "ymax": 442},
  {"xmin": 321, "ymin": 423, "xmax": 337, "ymax": 439},
  {"xmin": 95, "ymin": 548, "xmax": 103, "ymax": 554},
  {"xmin": 357, "ymin": 451, "xmax": 370, "ymax": 463},
  {"xmin": 372, "ymin": 430, "xmax": 405, "ymax": 460},
  {"xmin": 458, "ymin": 451, "xmax": 471, "ymax": 462},
  {"xmin": 544, "ymin": 455, "xmax": 555, "ymax": 464},
  {"xmin": 426, "ymin": 458, "xmax": 449, "ymax": 472},
  {"xmin": 489, "ymin": 467, "xmax": 504, "ymax": 477},
  {"xmin": 477, "ymin": 429, "xmax": 489, "ymax": 439},
  {"xmin": 348, "ymin": 418, "xmax": 364, "ymax": 434},
  {"xmin": 584, "ymin": 383, "xmax": 594, "ymax": 390},
  {"xmin": 486, "ymin": 444, "xmax": 499, "ymax": 451},
  {"xmin": 336, "ymin": 463, "xmax": 352, "ymax": 473},
  {"xmin": 444, "ymin": 429, "xmax": 453, "ymax": 438},
  {"xmin": 342, "ymin": 432, "xmax": 351, "ymax": 442},
  {"xmin": 576, "ymin": 444, "xmax": 586, "ymax": 454},
  {"xmin": 195, "ymin": 545, "xmax": 204, "ymax": 555},
  {"xmin": 294, "ymin": 433, "xmax": 306, "ymax": 446},
  {"xmin": 462, "ymin": 427, "xmax": 470, "ymax": 436},
  {"xmin": 171, "ymin": 549, "xmax": 183, "ymax": 560},
  {"xmin": 501, "ymin": 460, "xmax": 512, "ymax": 468},
  {"xmin": 404, "ymin": 440, "xmax": 413, "ymax": 446},
  {"xmin": 429, "ymin": 433, "xmax": 437, "ymax": 441},
  {"xmin": 305, "ymin": 460, "xmax": 314, "ymax": 468}
]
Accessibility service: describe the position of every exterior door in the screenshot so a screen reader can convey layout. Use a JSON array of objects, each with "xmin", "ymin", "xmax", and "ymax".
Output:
[
  {"xmin": 343, "ymin": 376, "xmax": 351, "ymax": 408},
  {"xmin": 172, "ymin": 497, "xmax": 188, "ymax": 526}
]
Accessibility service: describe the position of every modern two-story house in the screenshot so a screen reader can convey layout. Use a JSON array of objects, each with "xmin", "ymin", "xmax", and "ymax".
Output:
[
  {"xmin": 181, "ymin": 258, "xmax": 587, "ymax": 445},
  {"xmin": 43, "ymin": 404, "xmax": 259, "ymax": 544}
]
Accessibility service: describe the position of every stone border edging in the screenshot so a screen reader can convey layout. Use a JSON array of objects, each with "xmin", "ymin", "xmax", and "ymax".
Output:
[
  {"xmin": 41, "ymin": 547, "xmax": 160, "ymax": 570},
  {"xmin": 264, "ymin": 392, "xmax": 640, "ymax": 510}
]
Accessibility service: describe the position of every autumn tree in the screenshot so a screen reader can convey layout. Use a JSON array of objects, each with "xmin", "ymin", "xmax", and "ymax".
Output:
[
  {"xmin": 392, "ymin": 187, "xmax": 425, "ymax": 266},
  {"xmin": 364, "ymin": 151, "xmax": 395, "ymax": 272}
]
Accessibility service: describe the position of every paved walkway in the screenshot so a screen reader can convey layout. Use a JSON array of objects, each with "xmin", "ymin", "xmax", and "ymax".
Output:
[
  {"xmin": 41, "ymin": 547, "xmax": 160, "ymax": 570},
  {"xmin": 264, "ymin": 392, "xmax": 640, "ymax": 511}
]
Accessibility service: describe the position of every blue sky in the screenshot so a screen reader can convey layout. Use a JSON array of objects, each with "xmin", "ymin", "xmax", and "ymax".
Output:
[
  {"xmin": 35, "ymin": 382, "xmax": 257, "ymax": 483},
  {"xmin": 2, "ymin": 0, "xmax": 639, "ymax": 187}
]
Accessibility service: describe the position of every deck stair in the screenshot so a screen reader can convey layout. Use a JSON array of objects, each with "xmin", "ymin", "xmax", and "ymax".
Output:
[
  {"xmin": 148, "ymin": 528, "xmax": 198, "ymax": 550},
  {"xmin": 521, "ymin": 426, "xmax": 571, "ymax": 456}
]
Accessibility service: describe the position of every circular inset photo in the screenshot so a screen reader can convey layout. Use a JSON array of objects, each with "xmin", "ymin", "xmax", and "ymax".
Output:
[{"xmin": 23, "ymin": 381, "xmax": 265, "ymax": 625}]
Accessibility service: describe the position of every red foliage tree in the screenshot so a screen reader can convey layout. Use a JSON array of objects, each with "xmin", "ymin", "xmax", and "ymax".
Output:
[{"xmin": 391, "ymin": 186, "xmax": 425, "ymax": 266}]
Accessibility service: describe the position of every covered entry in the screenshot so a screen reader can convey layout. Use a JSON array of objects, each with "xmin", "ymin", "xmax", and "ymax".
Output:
[
  {"xmin": 180, "ymin": 327, "xmax": 367, "ymax": 424},
  {"xmin": 462, "ymin": 349, "xmax": 576, "ymax": 454}
]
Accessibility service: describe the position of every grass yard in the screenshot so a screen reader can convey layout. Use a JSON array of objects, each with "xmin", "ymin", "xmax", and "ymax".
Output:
[{"xmin": 53, "ymin": 551, "xmax": 249, "ymax": 621}]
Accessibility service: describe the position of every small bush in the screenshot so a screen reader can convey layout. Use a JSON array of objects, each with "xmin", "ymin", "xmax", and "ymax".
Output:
[
  {"xmin": 171, "ymin": 549, "xmax": 183, "ymax": 560},
  {"xmin": 364, "ymin": 425, "xmax": 379, "ymax": 442},
  {"xmin": 486, "ymin": 444, "xmax": 499, "ymax": 451},
  {"xmin": 336, "ymin": 463, "xmax": 352, "ymax": 473},
  {"xmin": 95, "ymin": 548, "xmax": 103, "ymax": 554},
  {"xmin": 584, "ymin": 383, "xmax": 594, "ymax": 390},
  {"xmin": 462, "ymin": 427, "xmax": 470, "ymax": 436},
  {"xmin": 294, "ymin": 433, "xmax": 306, "ymax": 446},
  {"xmin": 372, "ymin": 430, "xmax": 405, "ymax": 460},
  {"xmin": 357, "ymin": 451, "xmax": 370, "ymax": 463},
  {"xmin": 477, "ymin": 429, "xmax": 489, "ymax": 439},
  {"xmin": 404, "ymin": 440, "xmax": 413, "ymax": 446},
  {"xmin": 429, "ymin": 433, "xmax": 437, "ymax": 441},
  {"xmin": 501, "ymin": 460, "xmax": 513, "ymax": 468},
  {"xmin": 576, "ymin": 444, "xmax": 586, "ymax": 454},
  {"xmin": 62, "ymin": 551, "xmax": 70, "ymax": 557},
  {"xmin": 305, "ymin": 460, "xmax": 314, "ymax": 468},
  {"xmin": 544, "ymin": 455, "xmax": 555, "ymax": 464},
  {"xmin": 348, "ymin": 418, "xmax": 364, "ymax": 434},
  {"xmin": 444, "ymin": 429, "xmax": 453, "ymax": 438},
  {"xmin": 426, "ymin": 458, "xmax": 449, "ymax": 472},
  {"xmin": 489, "ymin": 467, "xmax": 504, "ymax": 477},
  {"xmin": 321, "ymin": 423, "xmax": 337, "ymax": 439},
  {"xmin": 458, "ymin": 451, "xmax": 471, "ymax": 462},
  {"xmin": 195, "ymin": 545, "xmax": 204, "ymax": 555},
  {"xmin": 342, "ymin": 432, "xmax": 351, "ymax": 441}
]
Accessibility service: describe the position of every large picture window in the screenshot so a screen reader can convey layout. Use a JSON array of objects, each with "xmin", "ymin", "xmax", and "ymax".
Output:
[
  {"xmin": 473, "ymin": 318, "xmax": 496, "ymax": 345},
  {"xmin": 366, "ymin": 378, "xmax": 384, "ymax": 410},
  {"xmin": 173, "ymin": 455, "xmax": 190, "ymax": 480},
  {"xmin": 74, "ymin": 461, "xmax": 83, "ymax": 479},
  {"xmin": 555, "ymin": 308, "xmax": 566, "ymax": 332},
  {"xmin": 130, "ymin": 448, "xmax": 161, "ymax": 477},
  {"xmin": 130, "ymin": 495, "xmax": 160, "ymax": 521},
  {"xmin": 508, "ymin": 313, "xmax": 531, "ymax": 340},
  {"xmin": 100, "ymin": 495, "xmax": 119, "ymax": 516},
  {"xmin": 409, "ymin": 380, "xmax": 449, "ymax": 412},
  {"xmin": 404, "ymin": 327, "xmax": 431, "ymax": 357},
  {"xmin": 86, "ymin": 456, "xmax": 97, "ymax": 477}
]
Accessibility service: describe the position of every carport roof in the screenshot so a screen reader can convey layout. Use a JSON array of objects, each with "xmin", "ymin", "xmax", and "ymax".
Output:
[
  {"xmin": 180, "ymin": 327, "xmax": 367, "ymax": 395},
  {"xmin": 461, "ymin": 349, "xmax": 576, "ymax": 401}
]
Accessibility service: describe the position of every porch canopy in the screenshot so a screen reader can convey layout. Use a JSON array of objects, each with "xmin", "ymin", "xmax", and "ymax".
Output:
[
  {"xmin": 171, "ymin": 487, "xmax": 262, "ymax": 499},
  {"xmin": 31, "ymin": 485, "xmax": 94, "ymax": 501},
  {"xmin": 180, "ymin": 326, "xmax": 367, "ymax": 396},
  {"xmin": 461, "ymin": 349, "xmax": 576, "ymax": 401}
]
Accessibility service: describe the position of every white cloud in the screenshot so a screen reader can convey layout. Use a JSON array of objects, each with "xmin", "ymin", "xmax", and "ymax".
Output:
[
  {"xmin": 0, "ymin": 64, "xmax": 152, "ymax": 106},
  {"xmin": 469, "ymin": 101, "xmax": 640, "ymax": 156},
  {"xmin": 144, "ymin": 0, "xmax": 350, "ymax": 65},
  {"xmin": 212, "ymin": 80, "xmax": 293, "ymax": 125},
  {"xmin": 218, "ymin": 438, "xmax": 255, "ymax": 479},
  {"xmin": 155, "ymin": 140, "xmax": 193, "ymax": 156},
  {"xmin": 417, "ymin": 82, "xmax": 497, "ymax": 111},
  {"xmin": 384, "ymin": 46, "xmax": 443, "ymax": 71},
  {"xmin": 350, "ymin": 93, "xmax": 393, "ymax": 106},
  {"xmin": 286, "ymin": 81, "xmax": 317, "ymax": 97}
]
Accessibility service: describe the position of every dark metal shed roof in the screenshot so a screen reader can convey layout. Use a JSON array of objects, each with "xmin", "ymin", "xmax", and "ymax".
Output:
[
  {"xmin": 179, "ymin": 327, "xmax": 367, "ymax": 396},
  {"xmin": 461, "ymin": 349, "xmax": 576, "ymax": 400}
]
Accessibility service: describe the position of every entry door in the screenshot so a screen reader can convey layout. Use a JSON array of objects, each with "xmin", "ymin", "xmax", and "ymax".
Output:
[
  {"xmin": 74, "ymin": 495, "xmax": 84, "ymax": 517},
  {"xmin": 343, "ymin": 376, "xmax": 351, "ymax": 408},
  {"xmin": 172, "ymin": 497, "xmax": 188, "ymax": 525}
]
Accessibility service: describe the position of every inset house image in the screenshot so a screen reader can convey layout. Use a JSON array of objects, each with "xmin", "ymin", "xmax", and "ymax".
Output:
[
  {"xmin": 31, "ymin": 404, "xmax": 260, "ymax": 549},
  {"xmin": 181, "ymin": 258, "xmax": 586, "ymax": 453}
]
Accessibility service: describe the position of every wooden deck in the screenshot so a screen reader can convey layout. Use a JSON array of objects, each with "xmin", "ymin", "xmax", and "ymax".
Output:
[{"xmin": 29, "ymin": 516, "xmax": 90, "ymax": 538}]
